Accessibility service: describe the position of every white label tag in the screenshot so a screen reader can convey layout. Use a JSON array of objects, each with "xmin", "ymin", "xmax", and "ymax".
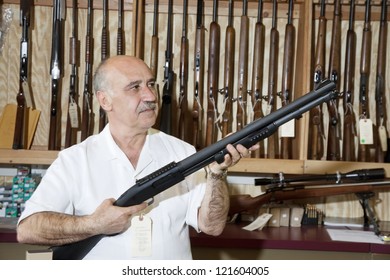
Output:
[
  {"xmin": 131, "ymin": 215, "xmax": 152, "ymax": 257},
  {"xmin": 242, "ymin": 213, "xmax": 273, "ymax": 231},
  {"xmin": 280, "ymin": 119, "xmax": 295, "ymax": 137},
  {"xmin": 68, "ymin": 101, "xmax": 79, "ymax": 128},
  {"xmin": 359, "ymin": 118, "xmax": 373, "ymax": 145},
  {"xmin": 379, "ymin": 125, "xmax": 388, "ymax": 152}
]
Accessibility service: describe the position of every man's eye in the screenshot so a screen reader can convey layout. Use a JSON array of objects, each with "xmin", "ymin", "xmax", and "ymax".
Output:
[
  {"xmin": 131, "ymin": 85, "xmax": 141, "ymax": 91},
  {"xmin": 148, "ymin": 82, "xmax": 156, "ymax": 89}
]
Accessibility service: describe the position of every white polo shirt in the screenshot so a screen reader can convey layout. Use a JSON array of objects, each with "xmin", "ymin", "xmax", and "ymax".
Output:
[{"xmin": 19, "ymin": 125, "xmax": 206, "ymax": 259}]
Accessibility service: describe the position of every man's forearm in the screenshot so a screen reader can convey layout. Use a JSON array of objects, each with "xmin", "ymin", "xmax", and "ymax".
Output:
[
  {"xmin": 17, "ymin": 212, "xmax": 95, "ymax": 246},
  {"xmin": 198, "ymin": 171, "xmax": 230, "ymax": 236}
]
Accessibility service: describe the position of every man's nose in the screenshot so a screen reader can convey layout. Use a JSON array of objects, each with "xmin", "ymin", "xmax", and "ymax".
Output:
[{"xmin": 143, "ymin": 86, "xmax": 157, "ymax": 100}]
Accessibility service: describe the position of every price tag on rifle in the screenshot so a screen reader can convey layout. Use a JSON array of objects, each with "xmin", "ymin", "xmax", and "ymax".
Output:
[
  {"xmin": 68, "ymin": 100, "xmax": 79, "ymax": 128},
  {"xmin": 280, "ymin": 119, "xmax": 295, "ymax": 137},
  {"xmin": 379, "ymin": 125, "xmax": 388, "ymax": 152},
  {"xmin": 359, "ymin": 118, "xmax": 373, "ymax": 145},
  {"xmin": 131, "ymin": 214, "xmax": 152, "ymax": 257}
]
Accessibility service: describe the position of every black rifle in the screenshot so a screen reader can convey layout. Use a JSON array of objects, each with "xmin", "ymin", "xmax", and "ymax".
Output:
[
  {"xmin": 254, "ymin": 168, "xmax": 385, "ymax": 186},
  {"xmin": 65, "ymin": 0, "xmax": 79, "ymax": 148},
  {"xmin": 80, "ymin": 0, "xmax": 94, "ymax": 141},
  {"xmin": 159, "ymin": 0, "xmax": 175, "ymax": 135},
  {"xmin": 13, "ymin": 0, "xmax": 32, "ymax": 150},
  {"xmin": 48, "ymin": 0, "xmax": 65, "ymax": 151},
  {"xmin": 51, "ymin": 79, "xmax": 337, "ymax": 260}
]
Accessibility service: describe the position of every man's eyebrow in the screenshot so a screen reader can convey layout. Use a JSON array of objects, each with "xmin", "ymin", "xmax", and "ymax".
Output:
[
  {"xmin": 146, "ymin": 78, "xmax": 156, "ymax": 84},
  {"xmin": 125, "ymin": 79, "xmax": 142, "ymax": 89}
]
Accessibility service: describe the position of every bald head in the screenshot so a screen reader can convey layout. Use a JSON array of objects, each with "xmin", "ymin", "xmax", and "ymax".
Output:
[{"xmin": 93, "ymin": 55, "xmax": 153, "ymax": 95}]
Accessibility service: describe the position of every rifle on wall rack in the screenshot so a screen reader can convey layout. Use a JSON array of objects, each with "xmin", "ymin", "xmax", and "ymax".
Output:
[
  {"xmin": 326, "ymin": 0, "xmax": 342, "ymax": 161},
  {"xmin": 13, "ymin": 0, "xmax": 33, "ymax": 150},
  {"xmin": 117, "ymin": 0, "xmax": 124, "ymax": 55},
  {"xmin": 98, "ymin": 0, "xmax": 109, "ymax": 133},
  {"xmin": 51, "ymin": 79, "xmax": 337, "ymax": 260},
  {"xmin": 235, "ymin": 0, "xmax": 249, "ymax": 133},
  {"xmin": 279, "ymin": 0, "xmax": 295, "ymax": 160},
  {"xmin": 159, "ymin": 0, "xmax": 174, "ymax": 135},
  {"xmin": 250, "ymin": 0, "xmax": 265, "ymax": 158},
  {"xmin": 80, "ymin": 0, "xmax": 94, "ymax": 141},
  {"xmin": 342, "ymin": 0, "xmax": 357, "ymax": 162},
  {"xmin": 219, "ymin": 0, "xmax": 235, "ymax": 139},
  {"xmin": 357, "ymin": 0, "xmax": 372, "ymax": 162},
  {"xmin": 178, "ymin": 0, "xmax": 189, "ymax": 142},
  {"xmin": 205, "ymin": 0, "xmax": 221, "ymax": 147},
  {"xmin": 65, "ymin": 0, "xmax": 79, "ymax": 148},
  {"xmin": 191, "ymin": 0, "xmax": 205, "ymax": 150},
  {"xmin": 48, "ymin": 0, "xmax": 65, "ymax": 151},
  {"xmin": 266, "ymin": 0, "xmax": 279, "ymax": 159},
  {"xmin": 374, "ymin": 0, "xmax": 388, "ymax": 163},
  {"xmin": 150, "ymin": 0, "xmax": 159, "ymax": 79},
  {"xmin": 308, "ymin": 0, "xmax": 326, "ymax": 160}
]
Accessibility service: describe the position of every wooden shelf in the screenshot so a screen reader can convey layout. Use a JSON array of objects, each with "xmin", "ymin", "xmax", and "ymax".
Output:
[{"xmin": 0, "ymin": 149, "xmax": 58, "ymax": 165}]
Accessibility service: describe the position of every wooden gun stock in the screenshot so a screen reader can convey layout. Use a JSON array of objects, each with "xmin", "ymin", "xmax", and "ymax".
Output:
[{"xmin": 150, "ymin": 0, "xmax": 159, "ymax": 79}]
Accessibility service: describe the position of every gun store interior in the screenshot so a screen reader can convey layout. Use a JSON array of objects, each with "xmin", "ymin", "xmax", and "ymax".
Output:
[{"xmin": 0, "ymin": 0, "xmax": 390, "ymax": 260}]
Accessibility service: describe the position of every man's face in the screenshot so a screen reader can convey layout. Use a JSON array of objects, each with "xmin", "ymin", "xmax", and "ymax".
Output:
[{"xmin": 105, "ymin": 58, "xmax": 158, "ymax": 131}]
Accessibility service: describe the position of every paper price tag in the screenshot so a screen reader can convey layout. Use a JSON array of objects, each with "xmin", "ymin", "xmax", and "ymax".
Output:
[
  {"xmin": 131, "ymin": 215, "xmax": 152, "ymax": 257},
  {"xmin": 280, "ymin": 119, "xmax": 295, "ymax": 137},
  {"xmin": 242, "ymin": 213, "xmax": 273, "ymax": 231},
  {"xmin": 68, "ymin": 101, "xmax": 79, "ymax": 128},
  {"xmin": 359, "ymin": 118, "xmax": 373, "ymax": 145}
]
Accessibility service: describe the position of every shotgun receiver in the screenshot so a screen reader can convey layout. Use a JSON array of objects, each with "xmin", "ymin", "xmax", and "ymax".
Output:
[{"xmin": 51, "ymin": 79, "xmax": 337, "ymax": 259}]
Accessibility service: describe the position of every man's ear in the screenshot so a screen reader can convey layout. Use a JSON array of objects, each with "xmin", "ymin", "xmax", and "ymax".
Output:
[{"xmin": 96, "ymin": 90, "xmax": 112, "ymax": 111}]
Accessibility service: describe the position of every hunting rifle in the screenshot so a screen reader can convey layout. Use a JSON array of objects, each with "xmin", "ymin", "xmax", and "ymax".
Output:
[
  {"xmin": 229, "ymin": 168, "xmax": 389, "ymax": 236},
  {"xmin": 51, "ymin": 79, "xmax": 336, "ymax": 259}
]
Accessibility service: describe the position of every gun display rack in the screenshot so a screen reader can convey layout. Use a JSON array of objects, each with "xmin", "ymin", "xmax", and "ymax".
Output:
[{"xmin": 0, "ymin": 0, "xmax": 389, "ymax": 220}]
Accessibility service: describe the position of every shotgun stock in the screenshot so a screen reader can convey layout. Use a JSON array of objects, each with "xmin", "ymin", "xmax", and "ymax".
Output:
[
  {"xmin": 80, "ymin": 0, "xmax": 94, "ymax": 141},
  {"xmin": 280, "ymin": 0, "xmax": 295, "ymax": 160},
  {"xmin": 159, "ymin": 0, "xmax": 174, "ymax": 135},
  {"xmin": 220, "ymin": 0, "xmax": 235, "ymax": 139},
  {"xmin": 374, "ymin": 0, "xmax": 388, "ymax": 163},
  {"xmin": 13, "ymin": 0, "xmax": 32, "ymax": 150},
  {"xmin": 235, "ymin": 0, "xmax": 249, "ymax": 132},
  {"xmin": 308, "ymin": 0, "xmax": 326, "ymax": 160},
  {"xmin": 205, "ymin": 0, "xmax": 221, "ymax": 147},
  {"xmin": 357, "ymin": 0, "xmax": 372, "ymax": 162},
  {"xmin": 326, "ymin": 0, "xmax": 342, "ymax": 161},
  {"xmin": 250, "ymin": 0, "xmax": 265, "ymax": 158},
  {"xmin": 178, "ymin": 0, "xmax": 189, "ymax": 142},
  {"xmin": 51, "ymin": 79, "xmax": 337, "ymax": 260},
  {"xmin": 65, "ymin": 0, "xmax": 79, "ymax": 148},
  {"xmin": 266, "ymin": 0, "xmax": 279, "ymax": 159},
  {"xmin": 192, "ymin": 0, "xmax": 205, "ymax": 150},
  {"xmin": 342, "ymin": 0, "xmax": 356, "ymax": 162},
  {"xmin": 48, "ymin": 0, "xmax": 65, "ymax": 151}
]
